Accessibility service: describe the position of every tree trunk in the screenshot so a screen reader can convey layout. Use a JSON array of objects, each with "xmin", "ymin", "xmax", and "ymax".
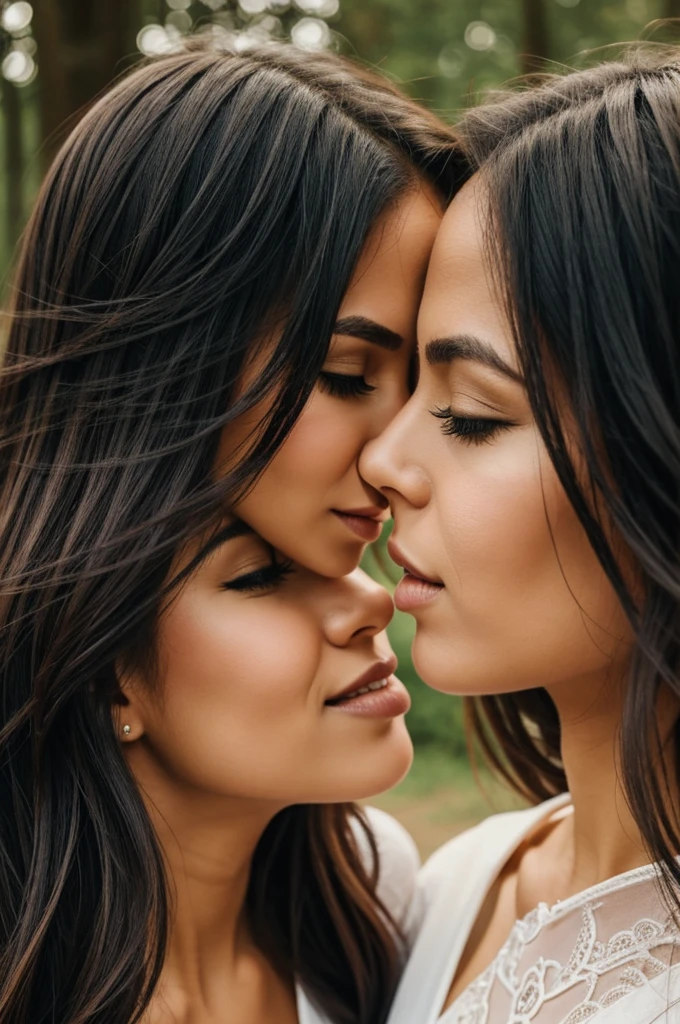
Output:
[
  {"xmin": 2, "ymin": 77, "xmax": 23, "ymax": 257},
  {"xmin": 521, "ymin": 0, "xmax": 550, "ymax": 75},
  {"xmin": 31, "ymin": 0, "xmax": 71, "ymax": 170},
  {"xmin": 665, "ymin": 0, "xmax": 680, "ymax": 17},
  {"xmin": 32, "ymin": 0, "xmax": 141, "ymax": 172}
]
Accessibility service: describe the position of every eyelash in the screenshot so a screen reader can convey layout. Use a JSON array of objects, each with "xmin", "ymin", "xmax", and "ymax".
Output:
[
  {"xmin": 318, "ymin": 372, "xmax": 376, "ymax": 399},
  {"xmin": 431, "ymin": 407, "xmax": 513, "ymax": 445},
  {"xmin": 222, "ymin": 558, "xmax": 294, "ymax": 594}
]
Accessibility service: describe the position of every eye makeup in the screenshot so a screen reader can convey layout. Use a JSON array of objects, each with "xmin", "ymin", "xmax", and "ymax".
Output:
[
  {"xmin": 430, "ymin": 406, "xmax": 516, "ymax": 445},
  {"xmin": 318, "ymin": 372, "xmax": 376, "ymax": 399},
  {"xmin": 221, "ymin": 556, "xmax": 294, "ymax": 594}
]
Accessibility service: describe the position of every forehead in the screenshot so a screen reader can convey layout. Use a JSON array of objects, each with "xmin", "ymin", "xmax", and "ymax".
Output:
[
  {"xmin": 433, "ymin": 177, "xmax": 485, "ymax": 265},
  {"xmin": 340, "ymin": 183, "xmax": 443, "ymax": 328},
  {"xmin": 417, "ymin": 178, "xmax": 517, "ymax": 366}
]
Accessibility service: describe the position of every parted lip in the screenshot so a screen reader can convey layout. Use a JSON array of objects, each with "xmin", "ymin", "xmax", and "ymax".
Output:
[
  {"xmin": 332, "ymin": 504, "xmax": 389, "ymax": 521},
  {"xmin": 325, "ymin": 654, "xmax": 398, "ymax": 704},
  {"xmin": 387, "ymin": 539, "xmax": 443, "ymax": 586}
]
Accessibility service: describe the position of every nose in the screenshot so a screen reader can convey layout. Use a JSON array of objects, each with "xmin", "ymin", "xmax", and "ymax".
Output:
[
  {"xmin": 379, "ymin": 363, "xmax": 412, "ymax": 432},
  {"xmin": 322, "ymin": 569, "xmax": 394, "ymax": 647},
  {"xmin": 359, "ymin": 397, "xmax": 431, "ymax": 509}
]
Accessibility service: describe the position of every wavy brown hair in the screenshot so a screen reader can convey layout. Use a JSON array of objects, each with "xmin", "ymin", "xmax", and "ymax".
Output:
[
  {"xmin": 453, "ymin": 49, "xmax": 680, "ymax": 907},
  {"xmin": 0, "ymin": 40, "xmax": 457, "ymax": 1024}
]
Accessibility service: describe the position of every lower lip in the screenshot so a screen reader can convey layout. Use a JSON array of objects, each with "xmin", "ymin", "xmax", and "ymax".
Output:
[
  {"xmin": 332, "ymin": 511, "xmax": 383, "ymax": 543},
  {"xmin": 394, "ymin": 573, "xmax": 444, "ymax": 612},
  {"xmin": 324, "ymin": 676, "xmax": 410, "ymax": 718}
]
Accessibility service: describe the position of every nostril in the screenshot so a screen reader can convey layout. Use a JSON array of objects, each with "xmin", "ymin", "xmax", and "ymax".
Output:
[{"xmin": 350, "ymin": 623, "xmax": 380, "ymax": 641}]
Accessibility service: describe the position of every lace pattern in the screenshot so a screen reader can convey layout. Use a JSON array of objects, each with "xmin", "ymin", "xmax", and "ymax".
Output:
[{"xmin": 442, "ymin": 869, "xmax": 680, "ymax": 1024}]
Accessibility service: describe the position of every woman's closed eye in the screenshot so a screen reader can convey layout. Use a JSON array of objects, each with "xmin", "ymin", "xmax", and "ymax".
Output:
[
  {"xmin": 318, "ymin": 371, "xmax": 376, "ymax": 399},
  {"xmin": 431, "ymin": 406, "xmax": 515, "ymax": 445},
  {"xmin": 222, "ymin": 557, "xmax": 294, "ymax": 594}
]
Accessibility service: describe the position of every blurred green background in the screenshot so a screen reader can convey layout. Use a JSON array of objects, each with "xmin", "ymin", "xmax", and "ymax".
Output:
[
  {"xmin": 2, "ymin": 0, "xmax": 679, "ymax": 277},
  {"xmin": 0, "ymin": 0, "xmax": 673, "ymax": 852}
]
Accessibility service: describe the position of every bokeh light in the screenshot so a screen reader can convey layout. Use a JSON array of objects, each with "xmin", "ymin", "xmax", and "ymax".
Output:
[
  {"xmin": 202, "ymin": 23, "xmax": 239, "ymax": 49},
  {"xmin": 233, "ymin": 30, "xmax": 262, "ymax": 49},
  {"xmin": 166, "ymin": 9, "xmax": 192, "ymax": 31},
  {"xmin": 13, "ymin": 33, "xmax": 36, "ymax": 54},
  {"xmin": 239, "ymin": 0, "xmax": 268, "ymax": 13},
  {"xmin": 136, "ymin": 23, "xmax": 183, "ymax": 56},
  {"xmin": 2, "ymin": 47, "xmax": 35, "ymax": 84},
  {"xmin": 258, "ymin": 15, "xmax": 283, "ymax": 34},
  {"xmin": 464, "ymin": 20, "xmax": 496, "ymax": 51},
  {"xmin": 2, "ymin": 1, "xmax": 33, "ymax": 34},
  {"xmin": 295, "ymin": 0, "xmax": 339, "ymax": 18},
  {"xmin": 166, "ymin": 0, "xmax": 192, "ymax": 9},
  {"xmin": 291, "ymin": 16, "xmax": 331, "ymax": 49},
  {"xmin": 438, "ymin": 43, "xmax": 464, "ymax": 78}
]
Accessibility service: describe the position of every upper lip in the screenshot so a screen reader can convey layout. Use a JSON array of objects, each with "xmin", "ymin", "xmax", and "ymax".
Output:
[
  {"xmin": 325, "ymin": 654, "xmax": 398, "ymax": 703},
  {"xmin": 332, "ymin": 504, "xmax": 389, "ymax": 522},
  {"xmin": 388, "ymin": 539, "xmax": 443, "ymax": 585}
]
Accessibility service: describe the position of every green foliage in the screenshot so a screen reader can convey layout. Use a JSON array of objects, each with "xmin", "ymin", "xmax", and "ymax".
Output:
[
  {"xmin": 336, "ymin": 0, "xmax": 671, "ymax": 114},
  {"xmin": 0, "ymin": 0, "xmax": 677, "ymax": 278},
  {"xmin": 336, "ymin": 0, "xmax": 524, "ymax": 112},
  {"xmin": 387, "ymin": 608, "xmax": 469, "ymax": 756}
]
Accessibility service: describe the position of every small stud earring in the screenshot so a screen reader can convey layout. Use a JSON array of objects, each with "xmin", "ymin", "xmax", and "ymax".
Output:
[{"xmin": 122, "ymin": 724, "xmax": 131, "ymax": 736}]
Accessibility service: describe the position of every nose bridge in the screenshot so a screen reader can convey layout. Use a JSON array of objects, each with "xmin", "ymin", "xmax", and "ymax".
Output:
[
  {"xmin": 323, "ymin": 569, "xmax": 393, "ymax": 646},
  {"xmin": 380, "ymin": 390, "xmax": 416, "ymax": 457},
  {"xmin": 378, "ymin": 362, "xmax": 412, "ymax": 433},
  {"xmin": 360, "ymin": 394, "xmax": 423, "ymax": 499}
]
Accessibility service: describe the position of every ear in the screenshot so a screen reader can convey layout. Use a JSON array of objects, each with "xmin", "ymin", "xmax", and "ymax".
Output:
[{"xmin": 112, "ymin": 661, "xmax": 148, "ymax": 744}]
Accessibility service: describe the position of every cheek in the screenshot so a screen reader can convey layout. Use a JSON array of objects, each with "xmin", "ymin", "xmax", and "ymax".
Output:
[
  {"xmin": 438, "ymin": 434, "xmax": 552, "ymax": 585},
  {"xmin": 417, "ymin": 435, "xmax": 632, "ymax": 694},
  {"xmin": 150, "ymin": 599, "xmax": 323, "ymax": 797},
  {"xmin": 266, "ymin": 397, "xmax": 360, "ymax": 495},
  {"xmin": 236, "ymin": 398, "xmax": 362, "ymax": 529},
  {"xmin": 233, "ymin": 398, "xmax": 369, "ymax": 576}
]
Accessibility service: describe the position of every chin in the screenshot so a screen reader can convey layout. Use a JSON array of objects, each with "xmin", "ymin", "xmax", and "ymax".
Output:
[
  {"xmin": 352, "ymin": 727, "xmax": 413, "ymax": 800},
  {"xmin": 412, "ymin": 636, "xmax": 528, "ymax": 697},
  {"xmin": 411, "ymin": 634, "xmax": 471, "ymax": 695},
  {"xmin": 322, "ymin": 729, "xmax": 413, "ymax": 803}
]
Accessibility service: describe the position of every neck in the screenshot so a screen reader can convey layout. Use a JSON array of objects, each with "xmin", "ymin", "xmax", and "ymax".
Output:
[
  {"xmin": 548, "ymin": 666, "xmax": 680, "ymax": 897},
  {"xmin": 126, "ymin": 745, "xmax": 283, "ymax": 1002}
]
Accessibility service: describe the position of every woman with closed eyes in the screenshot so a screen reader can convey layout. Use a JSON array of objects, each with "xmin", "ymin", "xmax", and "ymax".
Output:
[
  {"xmin": 0, "ymin": 38, "xmax": 457, "ymax": 1024},
  {"xmin": 363, "ymin": 50, "xmax": 680, "ymax": 1024}
]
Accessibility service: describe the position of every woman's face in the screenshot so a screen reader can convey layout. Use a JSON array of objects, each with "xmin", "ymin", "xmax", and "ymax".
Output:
[
  {"xmin": 360, "ymin": 180, "xmax": 633, "ymax": 699},
  {"xmin": 230, "ymin": 185, "xmax": 443, "ymax": 578},
  {"xmin": 121, "ymin": 523, "xmax": 412, "ymax": 805}
]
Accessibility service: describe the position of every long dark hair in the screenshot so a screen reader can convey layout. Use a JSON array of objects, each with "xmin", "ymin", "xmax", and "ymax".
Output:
[
  {"xmin": 0, "ymin": 40, "xmax": 457, "ymax": 1024},
  {"xmin": 452, "ymin": 50, "xmax": 680, "ymax": 902}
]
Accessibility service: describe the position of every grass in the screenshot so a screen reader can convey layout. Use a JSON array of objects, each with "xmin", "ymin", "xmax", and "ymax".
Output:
[{"xmin": 365, "ymin": 748, "xmax": 526, "ymax": 860}]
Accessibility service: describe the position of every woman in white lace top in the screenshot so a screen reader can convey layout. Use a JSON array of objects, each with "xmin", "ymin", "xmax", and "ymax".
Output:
[{"xmin": 361, "ymin": 50, "xmax": 680, "ymax": 1024}]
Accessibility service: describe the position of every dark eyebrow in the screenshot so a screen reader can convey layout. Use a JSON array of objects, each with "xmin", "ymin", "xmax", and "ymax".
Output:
[
  {"xmin": 202, "ymin": 519, "xmax": 254, "ymax": 558},
  {"xmin": 425, "ymin": 334, "xmax": 523, "ymax": 383},
  {"xmin": 171, "ymin": 519, "xmax": 256, "ymax": 589},
  {"xmin": 333, "ymin": 315, "xmax": 403, "ymax": 352}
]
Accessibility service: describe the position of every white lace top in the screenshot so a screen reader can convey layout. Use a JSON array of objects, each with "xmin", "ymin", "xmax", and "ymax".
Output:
[{"xmin": 387, "ymin": 795, "xmax": 680, "ymax": 1024}]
